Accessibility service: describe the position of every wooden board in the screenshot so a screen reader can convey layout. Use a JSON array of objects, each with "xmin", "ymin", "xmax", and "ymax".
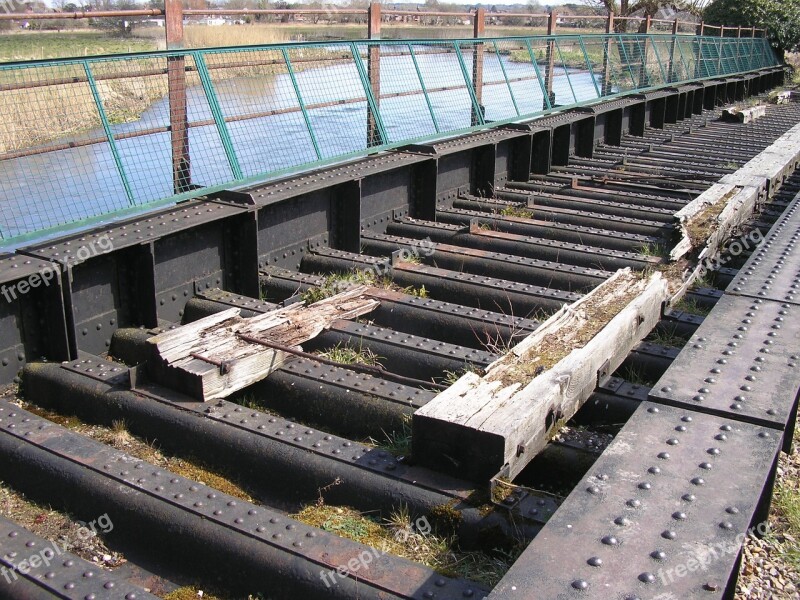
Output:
[
  {"xmin": 147, "ymin": 286, "xmax": 380, "ymax": 400},
  {"xmin": 413, "ymin": 269, "xmax": 669, "ymax": 481},
  {"xmin": 721, "ymin": 105, "xmax": 766, "ymax": 123}
]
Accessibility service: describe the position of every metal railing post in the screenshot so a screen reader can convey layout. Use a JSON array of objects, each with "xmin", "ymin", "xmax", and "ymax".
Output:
[
  {"xmin": 408, "ymin": 44, "xmax": 440, "ymax": 132},
  {"xmin": 471, "ymin": 7, "xmax": 485, "ymax": 126},
  {"xmin": 639, "ymin": 14, "xmax": 651, "ymax": 87},
  {"xmin": 602, "ymin": 11, "xmax": 614, "ymax": 95},
  {"xmin": 367, "ymin": 2, "xmax": 382, "ymax": 146},
  {"xmin": 83, "ymin": 61, "xmax": 135, "ymax": 205},
  {"xmin": 695, "ymin": 21, "xmax": 704, "ymax": 78},
  {"xmin": 492, "ymin": 40, "xmax": 520, "ymax": 116},
  {"xmin": 544, "ymin": 11, "xmax": 556, "ymax": 110},
  {"xmin": 165, "ymin": 0, "xmax": 190, "ymax": 194},
  {"xmin": 668, "ymin": 18, "xmax": 679, "ymax": 82}
]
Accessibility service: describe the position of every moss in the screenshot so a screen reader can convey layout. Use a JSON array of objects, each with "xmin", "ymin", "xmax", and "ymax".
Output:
[
  {"xmin": 429, "ymin": 501, "xmax": 463, "ymax": 536},
  {"xmin": 491, "ymin": 275, "xmax": 643, "ymax": 387},
  {"xmin": 500, "ymin": 205, "xmax": 535, "ymax": 219},
  {"xmin": 163, "ymin": 588, "xmax": 223, "ymax": 600},
  {"xmin": 685, "ymin": 193, "xmax": 734, "ymax": 250},
  {"xmin": 491, "ymin": 478, "xmax": 516, "ymax": 504},
  {"xmin": 22, "ymin": 404, "xmax": 255, "ymax": 503}
]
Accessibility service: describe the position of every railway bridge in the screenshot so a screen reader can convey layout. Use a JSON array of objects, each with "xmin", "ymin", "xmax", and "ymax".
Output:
[{"xmin": 0, "ymin": 13, "xmax": 798, "ymax": 600}]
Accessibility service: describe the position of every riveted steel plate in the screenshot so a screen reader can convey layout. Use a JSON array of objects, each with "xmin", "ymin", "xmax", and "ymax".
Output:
[
  {"xmin": 260, "ymin": 266, "xmax": 324, "ymax": 287},
  {"xmin": 281, "ymin": 359, "xmax": 435, "ymax": 410},
  {"xmin": 197, "ymin": 287, "xmax": 278, "ymax": 314},
  {"xmin": 121, "ymin": 374, "xmax": 489, "ymax": 508},
  {"xmin": 236, "ymin": 153, "xmax": 429, "ymax": 207},
  {"xmin": 407, "ymin": 128, "xmax": 527, "ymax": 156},
  {"xmin": 489, "ymin": 401, "xmax": 781, "ymax": 600},
  {"xmin": 21, "ymin": 201, "xmax": 247, "ymax": 260},
  {"xmin": 0, "ymin": 253, "xmax": 56, "ymax": 285},
  {"xmin": 0, "ymin": 402, "xmax": 485, "ymax": 600},
  {"xmin": 327, "ymin": 320, "xmax": 498, "ymax": 367},
  {"xmin": 650, "ymin": 294, "xmax": 800, "ymax": 430},
  {"xmin": 369, "ymin": 289, "xmax": 540, "ymax": 335},
  {"xmin": 600, "ymin": 377, "xmax": 651, "ymax": 403},
  {"xmin": 63, "ymin": 356, "xmax": 130, "ymax": 387},
  {"xmin": 0, "ymin": 514, "xmax": 159, "ymax": 600},
  {"xmin": 727, "ymin": 192, "xmax": 800, "ymax": 305},
  {"xmin": 396, "ymin": 263, "xmax": 582, "ymax": 304}
]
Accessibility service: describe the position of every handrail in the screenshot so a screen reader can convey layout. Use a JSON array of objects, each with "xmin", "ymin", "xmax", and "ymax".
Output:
[{"xmin": 0, "ymin": 31, "xmax": 779, "ymax": 245}]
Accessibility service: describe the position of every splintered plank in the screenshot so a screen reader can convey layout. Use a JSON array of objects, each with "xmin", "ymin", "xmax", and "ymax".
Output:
[
  {"xmin": 670, "ymin": 183, "xmax": 758, "ymax": 263},
  {"xmin": 413, "ymin": 269, "xmax": 669, "ymax": 482},
  {"xmin": 147, "ymin": 286, "xmax": 379, "ymax": 400}
]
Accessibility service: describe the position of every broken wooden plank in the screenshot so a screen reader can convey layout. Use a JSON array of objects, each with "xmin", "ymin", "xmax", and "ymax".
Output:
[
  {"xmin": 147, "ymin": 286, "xmax": 379, "ymax": 400},
  {"xmin": 413, "ymin": 268, "xmax": 669, "ymax": 482},
  {"xmin": 771, "ymin": 90, "xmax": 799, "ymax": 104},
  {"xmin": 721, "ymin": 105, "xmax": 766, "ymax": 123}
]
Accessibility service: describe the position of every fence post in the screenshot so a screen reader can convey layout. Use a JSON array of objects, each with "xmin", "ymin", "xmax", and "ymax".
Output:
[
  {"xmin": 367, "ymin": 2, "xmax": 382, "ymax": 146},
  {"xmin": 696, "ymin": 20, "xmax": 704, "ymax": 78},
  {"xmin": 165, "ymin": 0, "xmax": 190, "ymax": 194},
  {"xmin": 544, "ymin": 11, "xmax": 557, "ymax": 110},
  {"xmin": 471, "ymin": 7, "xmax": 485, "ymax": 126},
  {"xmin": 602, "ymin": 11, "xmax": 614, "ymax": 95}
]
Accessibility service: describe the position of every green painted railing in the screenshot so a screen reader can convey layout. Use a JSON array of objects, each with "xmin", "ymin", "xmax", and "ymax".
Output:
[{"xmin": 0, "ymin": 34, "xmax": 780, "ymax": 245}]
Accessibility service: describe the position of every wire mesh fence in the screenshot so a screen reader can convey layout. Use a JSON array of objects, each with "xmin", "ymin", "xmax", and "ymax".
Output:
[{"xmin": 0, "ymin": 33, "xmax": 780, "ymax": 244}]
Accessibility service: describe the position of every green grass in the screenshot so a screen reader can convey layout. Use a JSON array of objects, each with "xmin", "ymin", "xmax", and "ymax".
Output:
[
  {"xmin": 317, "ymin": 342, "xmax": 382, "ymax": 367},
  {"xmin": 369, "ymin": 415, "xmax": 413, "ymax": 456},
  {"xmin": 773, "ymin": 480, "xmax": 800, "ymax": 571},
  {"xmin": 673, "ymin": 296, "xmax": 712, "ymax": 317},
  {"xmin": 616, "ymin": 364, "xmax": 656, "ymax": 387},
  {"xmin": 0, "ymin": 31, "xmax": 156, "ymax": 63},
  {"xmin": 646, "ymin": 326, "xmax": 688, "ymax": 349},
  {"xmin": 499, "ymin": 205, "xmax": 535, "ymax": 219},
  {"xmin": 637, "ymin": 242, "xmax": 668, "ymax": 258}
]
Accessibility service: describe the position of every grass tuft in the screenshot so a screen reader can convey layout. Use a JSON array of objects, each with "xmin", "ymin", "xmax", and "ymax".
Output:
[
  {"xmin": 291, "ymin": 502, "xmax": 523, "ymax": 587},
  {"xmin": 368, "ymin": 415, "xmax": 412, "ymax": 457},
  {"xmin": 646, "ymin": 326, "xmax": 688, "ymax": 348},
  {"xmin": 499, "ymin": 205, "xmax": 535, "ymax": 219},
  {"xmin": 637, "ymin": 242, "xmax": 668, "ymax": 258},
  {"xmin": 317, "ymin": 342, "xmax": 382, "ymax": 367},
  {"xmin": 673, "ymin": 296, "xmax": 711, "ymax": 317}
]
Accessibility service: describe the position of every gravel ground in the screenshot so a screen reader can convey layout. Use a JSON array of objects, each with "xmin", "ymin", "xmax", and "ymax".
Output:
[{"xmin": 736, "ymin": 416, "xmax": 800, "ymax": 599}]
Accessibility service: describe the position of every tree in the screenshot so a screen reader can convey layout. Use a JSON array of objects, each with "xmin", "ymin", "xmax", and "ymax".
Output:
[
  {"xmin": 704, "ymin": 0, "xmax": 800, "ymax": 54},
  {"xmin": 583, "ymin": 0, "xmax": 707, "ymax": 30}
]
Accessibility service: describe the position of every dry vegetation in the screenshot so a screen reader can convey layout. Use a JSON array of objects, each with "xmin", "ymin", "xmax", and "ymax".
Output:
[
  {"xmin": 684, "ymin": 191, "xmax": 736, "ymax": 249},
  {"xmin": 15, "ymin": 401, "xmax": 255, "ymax": 503},
  {"xmin": 489, "ymin": 271, "xmax": 645, "ymax": 386},
  {"xmin": 291, "ymin": 503, "xmax": 523, "ymax": 587},
  {"xmin": 736, "ymin": 418, "xmax": 800, "ymax": 599}
]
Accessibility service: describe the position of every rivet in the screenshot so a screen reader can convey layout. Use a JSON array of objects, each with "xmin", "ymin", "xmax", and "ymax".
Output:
[
  {"xmin": 601, "ymin": 535, "xmax": 618, "ymax": 545},
  {"xmin": 639, "ymin": 572, "xmax": 656, "ymax": 584}
]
